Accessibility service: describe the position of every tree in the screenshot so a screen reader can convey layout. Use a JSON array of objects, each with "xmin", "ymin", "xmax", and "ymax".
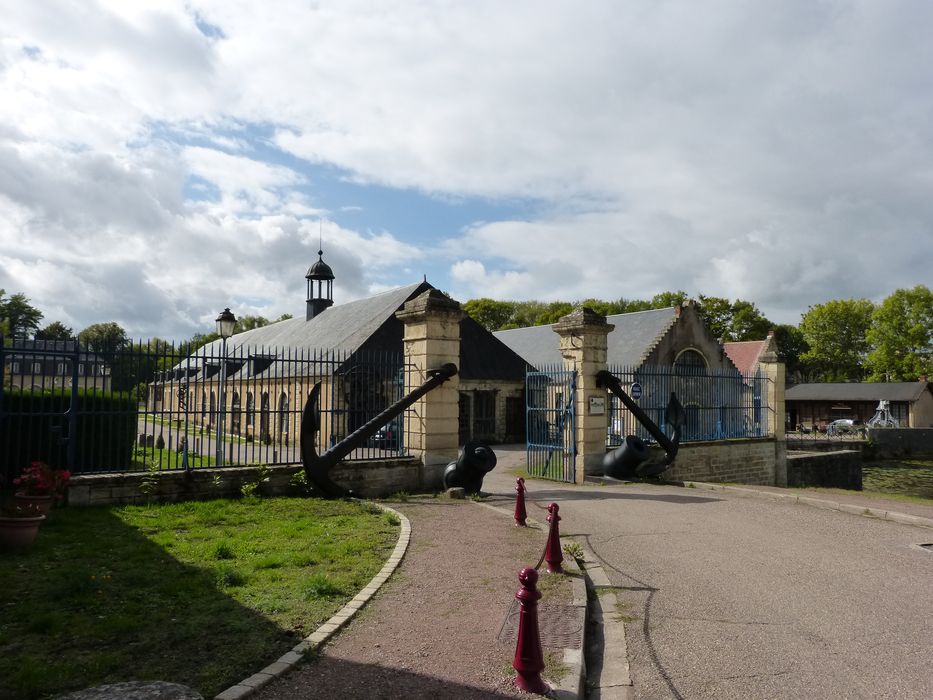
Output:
[
  {"xmin": 78, "ymin": 322, "xmax": 129, "ymax": 355},
  {"xmin": 235, "ymin": 315, "xmax": 271, "ymax": 334},
  {"xmin": 799, "ymin": 299, "xmax": 874, "ymax": 381},
  {"xmin": 0, "ymin": 290, "xmax": 43, "ymax": 339},
  {"xmin": 772, "ymin": 324, "xmax": 810, "ymax": 382},
  {"xmin": 698, "ymin": 296, "xmax": 773, "ymax": 342},
  {"xmin": 36, "ymin": 321, "xmax": 74, "ymax": 341},
  {"xmin": 866, "ymin": 285, "xmax": 933, "ymax": 381},
  {"xmin": 462, "ymin": 299, "xmax": 516, "ymax": 331},
  {"xmin": 650, "ymin": 291, "xmax": 689, "ymax": 309}
]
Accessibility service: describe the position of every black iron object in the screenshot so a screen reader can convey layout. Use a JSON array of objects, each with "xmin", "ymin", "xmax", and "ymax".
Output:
[
  {"xmin": 301, "ymin": 363, "xmax": 458, "ymax": 498},
  {"xmin": 596, "ymin": 369, "xmax": 685, "ymax": 479},
  {"xmin": 443, "ymin": 440, "xmax": 497, "ymax": 494}
]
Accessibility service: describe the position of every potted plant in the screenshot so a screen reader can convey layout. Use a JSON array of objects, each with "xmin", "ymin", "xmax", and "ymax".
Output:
[
  {"xmin": 0, "ymin": 489, "xmax": 46, "ymax": 551},
  {"xmin": 12, "ymin": 461, "xmax": 71, "ymax": 515}
]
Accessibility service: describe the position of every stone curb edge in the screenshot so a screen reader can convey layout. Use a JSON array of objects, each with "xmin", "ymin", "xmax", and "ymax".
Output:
[
  {"xmin": 472, "ymin": 499, "xmax": 587, "ymax": 700},
  {"xmin": 681, "ymin": 481, "xmax": 933, "ymax": 530},
  {"xmin": 214, "ymin": 502, "xmax": 411, "ymax": 700}
]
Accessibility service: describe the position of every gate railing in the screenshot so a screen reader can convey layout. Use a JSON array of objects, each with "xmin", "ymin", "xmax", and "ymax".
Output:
[
  {"xmin": 1, "ymin": 335, "xmax": 409, "ymax": 479},
  {"xmin": 526, "ymin": 364, "xmax": 576, "ymax": 482},
  {"xmin": 606, "ymin": 364, "xmax": 772, "ymax": 447}
]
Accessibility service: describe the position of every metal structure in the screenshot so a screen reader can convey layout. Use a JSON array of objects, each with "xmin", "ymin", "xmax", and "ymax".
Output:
[
  {"xmin": 0, "ymin": 336, "xmax": 409, "ymax": 479},
  {"xmin": 301, "ymin": 363, "xmax": 458, "ymax": 498},
  {"xmin": 442, "ymin": 440, "xmax": 497, "ymax": 494},
  {"xmin": 525, "ymin": 364, "xmax": 576, "ymax": 483},
  {"xmin": 597, "ymin": 369, "xmax": 684, "ymax": 479},
  {"xmin": 606, "ymin": 363, "xmax": 770, "ymax": 446},
  {"xmin": 867, "ymin": 400, "xmax": 900, "ymax": 428}
]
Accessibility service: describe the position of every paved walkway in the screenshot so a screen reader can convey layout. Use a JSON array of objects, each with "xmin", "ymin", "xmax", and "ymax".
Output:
[{"xmin": 483, "ymin": 446, "xmax": 933, "ymax": 699}]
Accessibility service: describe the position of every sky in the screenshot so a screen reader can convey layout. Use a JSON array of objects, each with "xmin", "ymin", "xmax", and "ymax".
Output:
[{"xmin": 1, "ymin": 0, "xmax": 931, "ymax": 341}]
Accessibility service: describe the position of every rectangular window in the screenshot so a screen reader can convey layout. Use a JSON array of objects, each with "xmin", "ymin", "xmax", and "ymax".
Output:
[
  {"xmin": 78, "ymin": 364, "xmax": 85, "ymax": 375},
  {"xmin": 473, "ymin": 390, "xmax": 496, "ymax": 438},
  {"xmin": 58, "ymin": 363, "xmax": 65, "ymax": 374},
  {"xmin": 11, "ymin": 362, "xmax": 19, "ymax": 374},
  {"xmin": 33, "ymin": 362, "xmax": 42, "ymax": 374}
]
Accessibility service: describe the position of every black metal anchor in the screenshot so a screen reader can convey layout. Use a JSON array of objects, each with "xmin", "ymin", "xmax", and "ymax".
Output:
[
  {"xmin": 596, "ymin": 369, "xmax": 685, "ymax": 479},
  {"xmin": 301, "ymin": 363, "xmax": 458, "ymax": 498}
]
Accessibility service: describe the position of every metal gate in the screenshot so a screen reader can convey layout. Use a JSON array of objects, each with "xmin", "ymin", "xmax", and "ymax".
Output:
[{"xmin": 526, "ymin": 364, "xmax": 576, "ymax": 482}]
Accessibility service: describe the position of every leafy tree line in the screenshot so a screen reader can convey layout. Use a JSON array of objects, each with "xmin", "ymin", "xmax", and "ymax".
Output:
[{"xmin": 463, "ymin": 285, "xmax": 933, "ymax": 383}]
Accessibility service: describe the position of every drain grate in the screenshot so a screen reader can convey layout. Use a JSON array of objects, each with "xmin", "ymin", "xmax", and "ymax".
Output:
[{"xmin": 497, "ymin": 600, "xmax": 585, "ymax": 649}]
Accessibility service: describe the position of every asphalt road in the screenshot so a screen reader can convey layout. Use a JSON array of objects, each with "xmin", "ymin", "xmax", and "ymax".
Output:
[{"xmin": 483, "ymin": 457, "xmax": 933, "ymax": 699}]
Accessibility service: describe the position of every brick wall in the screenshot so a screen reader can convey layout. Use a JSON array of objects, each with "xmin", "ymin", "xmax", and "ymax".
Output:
[{"xmin": 661, "ymin": 438, "xmax": 777, "ymax": 485}]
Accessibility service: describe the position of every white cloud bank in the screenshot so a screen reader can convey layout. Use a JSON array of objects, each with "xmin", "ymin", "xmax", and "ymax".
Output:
[{"xmin": 1, "ymin": 0, "xmax": 931, "ymax": 337}]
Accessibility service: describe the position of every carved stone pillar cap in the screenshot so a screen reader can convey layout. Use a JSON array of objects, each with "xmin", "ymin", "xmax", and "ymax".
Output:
[
  {"xmin": 396, "ymin": 289, "xmax": 464, "ymax": 321},
  {"xmin": 553, "ymin": 306, "xmax": 614, "ymax": 336}
]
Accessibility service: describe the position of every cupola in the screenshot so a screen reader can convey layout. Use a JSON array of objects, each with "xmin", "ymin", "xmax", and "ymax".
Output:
[{"xmin": 305, "ymin": 249, "xmax": 334, "ymax": 320}]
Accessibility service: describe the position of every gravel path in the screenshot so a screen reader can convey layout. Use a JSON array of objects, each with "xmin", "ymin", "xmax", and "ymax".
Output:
[{"xmin": 252, "ymin": 497, "xmax": 559, "ymax": 700}]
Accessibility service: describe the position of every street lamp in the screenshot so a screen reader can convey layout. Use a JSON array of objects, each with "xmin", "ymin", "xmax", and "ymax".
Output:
[{"xmin": 215, "ymin": 307, "xmax": 236, "ymax": 465}]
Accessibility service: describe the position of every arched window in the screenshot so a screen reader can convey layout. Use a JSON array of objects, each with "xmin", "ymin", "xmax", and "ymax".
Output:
[
  {"xmin": 231, "ymin": 391, "xmax": 241, "ymax": 434},
  {"xmin": 209, "ymin": 391, "xmax": 216, "ymax": 426},
  {"xmin": 260, "ymin": 392, "xmax": 270, "ymax": 440},
  {"xmin": 246, "ymin": 392, "xmax": 254, "ymax": 427},
  {"xmin": 278, "ymin": 392, "xmax": 290, "ymax": 438},
  {"xmin": 674, "ymin": 349, "xmax": 707, "ymax": 376}
]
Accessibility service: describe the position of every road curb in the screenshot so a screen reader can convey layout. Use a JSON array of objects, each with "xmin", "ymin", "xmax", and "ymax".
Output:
[
  {"xmin": 681, "ymin": 482, "xmax": 933, "ymax": 530},
  {"xmin": 214, "ymin": 502, "xmax": 411, "ymax": 700}
]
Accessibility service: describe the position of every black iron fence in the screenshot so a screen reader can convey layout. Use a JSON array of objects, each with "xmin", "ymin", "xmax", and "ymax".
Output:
[
  {"xmin": 606, "ymin": 364, "xmax": 773, "ymax": 447},
  {"xmin": 1, "ymin": 336, "xmax": 409, "ymax": 482}
]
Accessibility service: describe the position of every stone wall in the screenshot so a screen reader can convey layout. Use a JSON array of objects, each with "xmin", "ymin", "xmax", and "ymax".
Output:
[
  {"xmin": 786, "ymin": 450, "xmax": 862, "ymax": 489},
  {"xmin": 787, "ymin": 439, "xmax": 866, "ymax": 455},
  {"xmin": 660, "ymin": 438, "xmax": 777, "ymax": 485},
  {"xmin": 866, "ymin": 428, "xmax": 933, "ymax": 459},
  {"xmin": 68, "ymin": 458, "xmax": 424, "ymax": 507}
]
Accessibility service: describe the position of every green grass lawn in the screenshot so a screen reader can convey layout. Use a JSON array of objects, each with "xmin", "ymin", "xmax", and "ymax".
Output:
[
  {"xmin": 862, "ymin": 458, "xmax": 933, "ymax": 501},
  {"xmin": 0, "ymin": 497, "xmax": 399, "ymax": 699}
]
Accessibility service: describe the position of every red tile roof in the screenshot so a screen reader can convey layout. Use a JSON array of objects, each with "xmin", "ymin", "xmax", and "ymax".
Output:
[{"xmin": 722, "ymin": 340, "xmax": 768, "ymax": 376}]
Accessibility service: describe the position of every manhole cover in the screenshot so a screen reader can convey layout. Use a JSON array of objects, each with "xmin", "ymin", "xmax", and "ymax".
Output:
[{"xmin": 497, "ymin": 600, "xmax": 585, "ymax": 649}]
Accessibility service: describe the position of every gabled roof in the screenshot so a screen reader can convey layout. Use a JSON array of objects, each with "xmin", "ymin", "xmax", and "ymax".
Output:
[
  {"xmin": 722, "ymin": 340, "xmax": 768, "ymax": 376},
  {"xmin": 493, "ymin": 306, "xmax": 678, "ymax": 368},
  {"xmin": 786, "ymin": 382, "xmax": 932, "ymax": 403}
]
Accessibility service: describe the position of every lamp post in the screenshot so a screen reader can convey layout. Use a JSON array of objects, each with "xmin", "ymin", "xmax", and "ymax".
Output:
[{"xmin": 215, "ymin": 307, "xmax": 237, "ymax": 466}]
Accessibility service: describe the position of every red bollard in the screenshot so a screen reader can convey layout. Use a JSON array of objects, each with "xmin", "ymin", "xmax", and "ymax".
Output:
[
  {"xmin": 514, "ymin": 477, "xmax": 527, "ymax": 527},
  {"xmin": 544, "ymin": 502, "xmax": 563, "ymax": 573},
  {"xmin": 513, "ymin": 566, "xmax": 549, "ymax": 695}
]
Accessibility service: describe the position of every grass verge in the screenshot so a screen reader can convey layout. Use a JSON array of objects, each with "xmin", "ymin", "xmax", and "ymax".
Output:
[{"xmin": 0, "ymin": 497, "xmax": 398, "ymax": 699}]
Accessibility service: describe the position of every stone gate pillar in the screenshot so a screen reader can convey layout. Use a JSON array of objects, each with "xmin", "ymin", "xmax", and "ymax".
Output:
[
  {"xmin": 553, "ymin": 308, "xmax": 613, "ymax": 483},
  {"xmin": 396, "ymin": 289, "xmax": 463, "ymax": 489},
  {"xmin": 760, "ymin": 332, "xmax": 787, "ymax": 486}
]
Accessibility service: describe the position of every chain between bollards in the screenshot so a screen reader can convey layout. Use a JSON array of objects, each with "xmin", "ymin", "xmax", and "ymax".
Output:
[{"xmin": 512, "ymin": 566, "xmax": 550, "ymax": 695}]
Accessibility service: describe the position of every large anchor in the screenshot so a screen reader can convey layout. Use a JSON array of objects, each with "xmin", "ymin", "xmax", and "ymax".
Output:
[
  {"xmin": 301, "ymin": 363, "xmax": 458, "ymax": 498},
  {"xmin": 596, "ymin": 369, "xmax": 686, "ymax": 479}
]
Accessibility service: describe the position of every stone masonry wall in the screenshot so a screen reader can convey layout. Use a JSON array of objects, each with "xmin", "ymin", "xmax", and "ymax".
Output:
[
  {"xmin": 68, "ymin": 458, "xmax": 424, "ymax": 507},
  {"xmin": 787, "ymin": 451, "xmax": 862, "ymax": 490},
  {"xmin": 661, "ymin": 438, "xmax": 777, "ymax": 485}
]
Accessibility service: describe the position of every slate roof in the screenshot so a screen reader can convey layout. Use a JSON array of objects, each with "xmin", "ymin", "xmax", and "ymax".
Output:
[
  {"xmin": 493, "ymin": 306, "xmax": 678, "ymax": 368},
  {"xmin": 786, "ymin": 382, "xmax": 932, "ymax": 402},
  {"xmin": 178, "ymin": 280, "xmax": 526, "ymax": 382},
  {"xmin": 722, "ymin": 340, "xmax": 768, "ymax": 376}
]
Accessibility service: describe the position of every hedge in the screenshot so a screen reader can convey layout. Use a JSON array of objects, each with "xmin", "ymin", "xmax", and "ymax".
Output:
[{"xmin": 0, "ymin": 388, "xmax": 137, "ymax": 483}]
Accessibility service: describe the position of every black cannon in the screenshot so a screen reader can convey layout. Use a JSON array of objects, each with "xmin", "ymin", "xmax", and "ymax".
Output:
[
  {"xmin": 596, "ymin": 369, "xmax": 685, "ymax": 479},
  {"xmin": 301, "ymin": 363, "xmax": 458, "ymax": 498},
  {"xmin": 442, "ymin": 440, "xmax": 497, "ymax": 494}
]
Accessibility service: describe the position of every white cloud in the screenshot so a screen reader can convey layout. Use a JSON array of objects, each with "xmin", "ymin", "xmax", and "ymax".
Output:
[{"xmin": 1, "ymin": 0, "xmax": 931, "ymax": 337}]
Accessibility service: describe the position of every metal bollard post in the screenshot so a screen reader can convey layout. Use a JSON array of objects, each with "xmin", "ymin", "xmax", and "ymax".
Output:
[
  {"xmin": 544, "ymin": 502, "xmax": 563, "ymax": 574},
  {"xmin": 513, "ymin": 567, "xmax": 549, "ymax": 694},
  {"xmin": 514, "ymin": 477, "xmax": 527, "ymax": 527}
]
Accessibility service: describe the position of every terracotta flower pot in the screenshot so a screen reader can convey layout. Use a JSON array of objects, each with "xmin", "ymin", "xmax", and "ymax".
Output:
[
  {"xmin": 14, "ymin": 493, "xmax": 54, "ymax": 516},
  {"xmin": 0, "ymin": 514, "xmax": 46, "ymax": 550}
]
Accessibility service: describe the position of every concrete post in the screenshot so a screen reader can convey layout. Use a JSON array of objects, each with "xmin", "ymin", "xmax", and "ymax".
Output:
[
  {"xmin": 760, "ymin": 332, "xmax": 787, "ymax": 486},
  {"xmin": 396, "ymin": 289, "xmax": 464, "ymax": 489},
  {"xmin": 553, "ymin": 308, "xmax": 613, "ymax": 483}
]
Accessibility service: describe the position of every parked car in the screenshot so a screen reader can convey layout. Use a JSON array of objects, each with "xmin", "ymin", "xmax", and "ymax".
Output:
[
  {"xmin": 370, "ymin": 420, "xmax": 401, "ymax": 450},
  {"xmin": 826, "ymin": 418, "xmax": 864, "ymax": 437}
]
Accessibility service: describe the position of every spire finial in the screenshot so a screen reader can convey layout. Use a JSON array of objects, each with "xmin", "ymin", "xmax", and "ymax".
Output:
[{"xmin": 318, "ymin": 219, "xmax": 323, "ymax": 256}]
